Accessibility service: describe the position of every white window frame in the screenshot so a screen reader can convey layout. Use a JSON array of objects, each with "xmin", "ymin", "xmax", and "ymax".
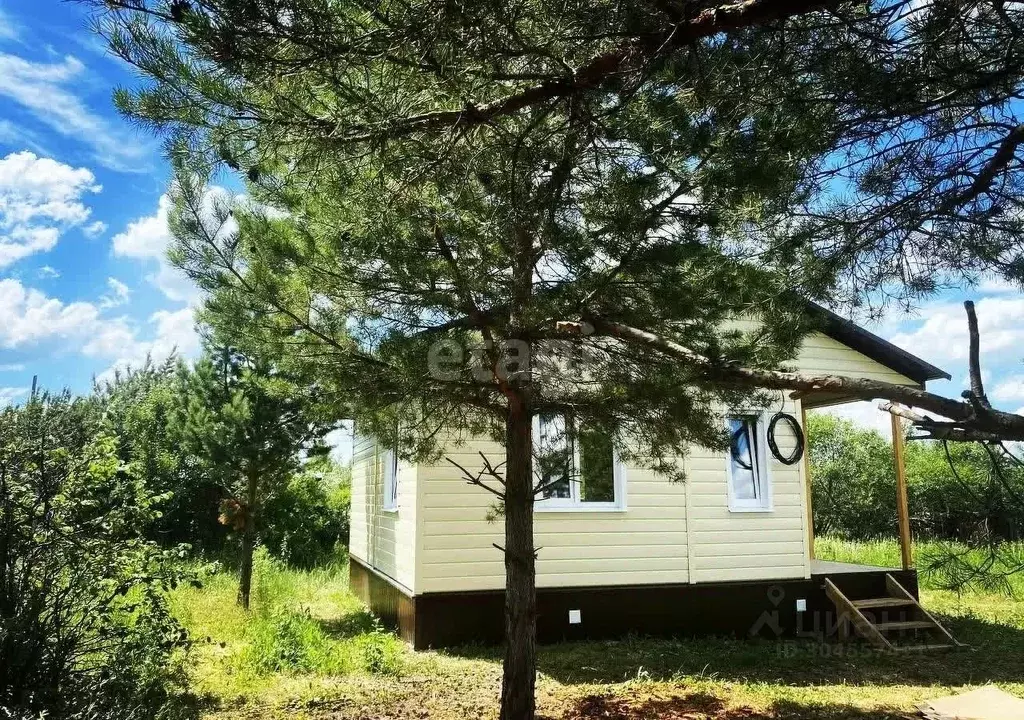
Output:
[
  {"xmin": 533, "ymin": 414, "xmax": 627, "ymax": 513},
  {"xmin": 725, "ymin": 412, "xmax": 773, "ymax": 512},
  {"xmin": 381, "ymin": 444, "xmax": 399, "ymax": 512}
]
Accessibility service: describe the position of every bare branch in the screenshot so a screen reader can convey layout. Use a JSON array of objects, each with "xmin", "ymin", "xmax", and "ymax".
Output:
[
  {"xmin": 446, "ymin": 454, "xmax": 506, "ymax": 500},
  {"xmin": 582, "ymin": 310, "xmax": 1024, "ymax": 442},
  {"xmin": 964, "ymin": 300, "xmax": 992, "ymax": 410}
]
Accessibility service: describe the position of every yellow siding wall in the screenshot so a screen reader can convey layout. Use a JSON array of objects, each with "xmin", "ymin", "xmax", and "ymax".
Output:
[
  {"xmin": 417, "ymin": 438, "xmax": 688, "ymax": 593},
  {"xmin": 351, "ymin": 330, "xmax": 919, "ymax": 593},
  {"xmin": 350, "ymin": 432, "xmax": 418, "ymax": 593},
  {"xmin": 682, "ymin": 333, "xmax": 917, "ymax": 583},
  {"xmin": 794, "ymin": 333, "xmax": 918, "ymax": 385},
  {"xmin": 685, "ymin": 397, "xmax": 810, "ymax": 583}
]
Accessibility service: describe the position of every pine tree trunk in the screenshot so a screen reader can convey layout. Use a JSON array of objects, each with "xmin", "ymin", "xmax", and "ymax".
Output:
[
  {"xmin": 237, "ymin": 468, "xmax": 258, "ymax": 609},
  {"xmin": 499, "ymin": 401, "xmax": 536, "ymax": 720}
]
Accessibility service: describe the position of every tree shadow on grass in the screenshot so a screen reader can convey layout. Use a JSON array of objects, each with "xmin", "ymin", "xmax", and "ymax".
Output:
[
  {"xmin": 449, "ymin": 612, "xmax": 1024, "ymax": 689},
  {"xmin": 543, "ymin": 692, "xmax": 911, "ymax": 720}
]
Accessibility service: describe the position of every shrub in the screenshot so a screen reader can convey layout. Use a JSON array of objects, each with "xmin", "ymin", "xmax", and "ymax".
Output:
[
  {"xmin": 808, "ymin": 413, "xmax": 1023, "ymax": 543},
  {"xmin": 807, "ymin": 414, "xmax": 896, "ymax": 538},
  {"xmin": 261, "ymin": 459, "xmax": 351, "ymax": 569},
  {"xmin": 0, "ymin": 392, "xmax": 192, "ymax": 720}
]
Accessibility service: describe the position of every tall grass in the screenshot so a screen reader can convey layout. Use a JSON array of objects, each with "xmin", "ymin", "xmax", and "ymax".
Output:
[
  {"xmin": 169, "ymin": 548, "xmax": 404, "ymax": 701},
  {"xmin": 815, "ymin": 536, "xmax": 1024, "ymax": 594}
]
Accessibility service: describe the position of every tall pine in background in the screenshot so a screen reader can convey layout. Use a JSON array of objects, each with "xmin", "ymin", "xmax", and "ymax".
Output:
[
  {"xmin": 170, "ymin": 347, "xmax": 332, "ymax": 608},
  {"xmin": 92, "ymin": 1, "xmax": 1024, "ymax": 717}
]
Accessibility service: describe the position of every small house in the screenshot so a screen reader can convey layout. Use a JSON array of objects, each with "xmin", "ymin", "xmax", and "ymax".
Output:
[{"xmin": 349, "ymin": 309, "xmax": 950, "ymax": 650}]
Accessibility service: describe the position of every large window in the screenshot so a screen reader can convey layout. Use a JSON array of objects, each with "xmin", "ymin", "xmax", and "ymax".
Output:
[
  {"xmin": 534, "ymin": 413, "xmax": 624, "ymax": 510},
  {"xmin": 382, "ymin": 445, "xmax": 399, "ymax": 511},
  {"xmin": 726, "ymin": 415, "xmax": 771, "ymax": 511}
]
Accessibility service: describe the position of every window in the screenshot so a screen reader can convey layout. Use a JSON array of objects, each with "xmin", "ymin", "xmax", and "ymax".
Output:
[
  {"xmin": 726, "ymin": 415, "xmax": 772, "ymax": 511},
  {"xmin": 382, "ymin": 445, "xmax": 399, "ymax": 511},
  {"xmin": 534, "ymin": 413, "xmax": 624, "ymax": 510}
]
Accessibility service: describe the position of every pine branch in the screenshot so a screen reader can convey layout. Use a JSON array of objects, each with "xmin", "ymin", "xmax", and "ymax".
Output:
[
  {"xmin": 581, "ymin": 302, "xmax": 1024, "ymax": 443},
  {"xmin": 940, "ymin": 123, "xmax": 1024, "ymax": 213},
  {"xmin": 328, "ymin": 0, "xmax": 852, "ymax": 145}
]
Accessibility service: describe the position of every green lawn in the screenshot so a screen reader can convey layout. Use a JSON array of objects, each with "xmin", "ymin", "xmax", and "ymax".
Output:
[{"xmin": 173, "ymin": 542, "xmax": 1024, "ymax": 719}]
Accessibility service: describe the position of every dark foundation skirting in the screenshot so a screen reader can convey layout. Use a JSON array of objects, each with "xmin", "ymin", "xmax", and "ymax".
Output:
[
  {"xmin": 349, "ymin": 557, "xmax": 918, "ymax": 651},
  {"xmin": 348, "ymin": 555, "xmax": 416, "ymax": 644}
]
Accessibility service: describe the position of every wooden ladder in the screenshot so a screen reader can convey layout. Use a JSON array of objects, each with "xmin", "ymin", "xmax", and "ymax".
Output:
[{"xmin": 824, "ymin": 574, "xmax": 962, "ymax": 652}]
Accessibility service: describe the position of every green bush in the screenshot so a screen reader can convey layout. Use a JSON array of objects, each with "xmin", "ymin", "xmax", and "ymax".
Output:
[
  {"xmin": 808, "ymin": 413, "xmax": 1022, "ymax": 542},
  {"xmin": 807, "ymin": 414, "xmax": 897, "ymax": 538},
  {"xmin": 97, "ymin": 361, "xmax": 227, "ymax": 557},
  {"xmin": 261, "ymin": 459, "xmax": 351, "ymax": 569},
  {"xmin": 0, "ymin": 392, "xmax": 192, "ymax": 720}
]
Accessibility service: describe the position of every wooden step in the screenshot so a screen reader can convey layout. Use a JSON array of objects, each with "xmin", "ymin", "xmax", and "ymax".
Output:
[
  {"xmin": 852, "ymin": 597, "xmax": 916, "ymax": 609},
  {"xmin": 875, "ymin": 620, "xmax": 935, "ymax": 631},
  {"xmin": 824, "ymin": 575, "xmax": 962, "ymax": 652}
]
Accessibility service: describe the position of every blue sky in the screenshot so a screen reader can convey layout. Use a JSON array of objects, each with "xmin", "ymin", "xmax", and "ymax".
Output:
[
  {"xmin": 1, "ymin": 0, "xmax": 1023, "ymax": 442},
  {"xmin": 0, "ymin": 0, "xmax": 201, "ymax": 405}
]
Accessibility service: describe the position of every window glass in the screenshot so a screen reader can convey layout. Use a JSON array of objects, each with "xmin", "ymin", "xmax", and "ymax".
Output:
[
  {"xmin": 728, "ymin": 416, "xmax": 761, "ymax": 502},
  {"xmin": 578, "ymin": 425, "xmax": 616, "ymax": 503},
  {"xmin": 382, "ymin": 447, "xmax": 399, "ymax": 510},
  {"xmin": 536, "ymin": 413, "xmax": 572, "ymax": 499}
]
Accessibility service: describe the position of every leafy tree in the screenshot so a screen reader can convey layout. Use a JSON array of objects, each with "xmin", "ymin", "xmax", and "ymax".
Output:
[
  {"xmin": 94, "ymin": 358, "xmax": 226, "ymax": 553},
  {"xmin": 261, "ymin": 457, "xmax": 351, "ymax": 569},
  {"xmin": 92, "ymin": 1, "xmax": 1024, "ymax": 717},
  {"xmin": 170, "ymin": 347, "xmax": 333, "ymax": 608},
  {"xmin": 807, "ymin": 413, "xmax": 897, "ymax": 538},
  {"xmin": 808, "ymin": 414, "xmax": 1024, "ymax": 545},
  {"xmin": 0, "ymin": 389, "xmax": 190, "ymax": 720}
]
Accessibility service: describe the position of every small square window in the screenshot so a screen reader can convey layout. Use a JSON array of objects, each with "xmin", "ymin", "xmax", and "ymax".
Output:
[
  {"xmin": 382, "ymin": 445, "xmax": 398, "ymax": 511},
  {"xmin": 534, "ymin": 413, "xmax": 624, "ymax": 510},
  {"xmin": 726, "ymin": 415, "xmax": 771, "ymax": 512}
]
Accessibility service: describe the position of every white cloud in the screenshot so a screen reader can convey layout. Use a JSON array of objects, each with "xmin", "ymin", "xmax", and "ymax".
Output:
[
  {"xmin": 812, "ymin": 401, "xmax": 894, "ymax": 439},
  {"xmin": 0, "ymin": 278, "xmax": 200, "ymax": 378},
  {"xmin": 0, "ymin": 226, "xmax": 57, "ymax": 267},
  {"xmin": 112, "ymin": 192, "xmax": 213, "ymax": 305},
  {"xmin": 83, "ymin": 220, "xmax": 107, "ymax": 238},
  {"xmin": 977, "ymin": 276, "xmax": 1023, "ymax": 294},
  {"xmin": 993, "ymin": 376, "xmax": 1024, "ymax": 403},
  {"xmin": 0, "ymin": 387, "xmax": 26, "ymax": 406},
  {"xmin": 0, "ymin": 151, "xmax": 100, "ymax": 268},
  {"xmin": 0, "ymin": 363, "xmax": 24, "ymax": 372},
  {"xmin": 0, "ymin": 119, "xmax": 48, "ymax": 155},
  {"xmin": 0, "ymin": 278, "xmax": 133, "ymax": 354},
  {"xmin": 112, "ymin": 195, "xmax": 172, "ymax": 260},
  {"xmin": 98, "ymin": 307, "xmax": 200, "ymax": 382},
  {"xmin": 0, "ymin": 8, "xmax": 19, "ymax": 43},
  {"xmin": 37, "ymin": 265, "xmax": 59, "ymax": 279},
  {"xmin": 99, "ymin": 277, "xmax": 130, "ymax": 309},
  {"xmin": 0, "ymin": 53, "xmax": 149, "ymax": 172},
  {"xmin": 888, "ymin": 296, "xmax": 1024, "ymax": 367}
]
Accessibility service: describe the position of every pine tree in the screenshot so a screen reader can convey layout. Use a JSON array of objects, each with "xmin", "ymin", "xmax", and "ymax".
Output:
[
  {"xmin": 170, "ymin": 347, "xmax": 332, "ymax": 608},
  {"xmin": 91, "ymin": 1, "xmax": 1024, "ymax": 716}
]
